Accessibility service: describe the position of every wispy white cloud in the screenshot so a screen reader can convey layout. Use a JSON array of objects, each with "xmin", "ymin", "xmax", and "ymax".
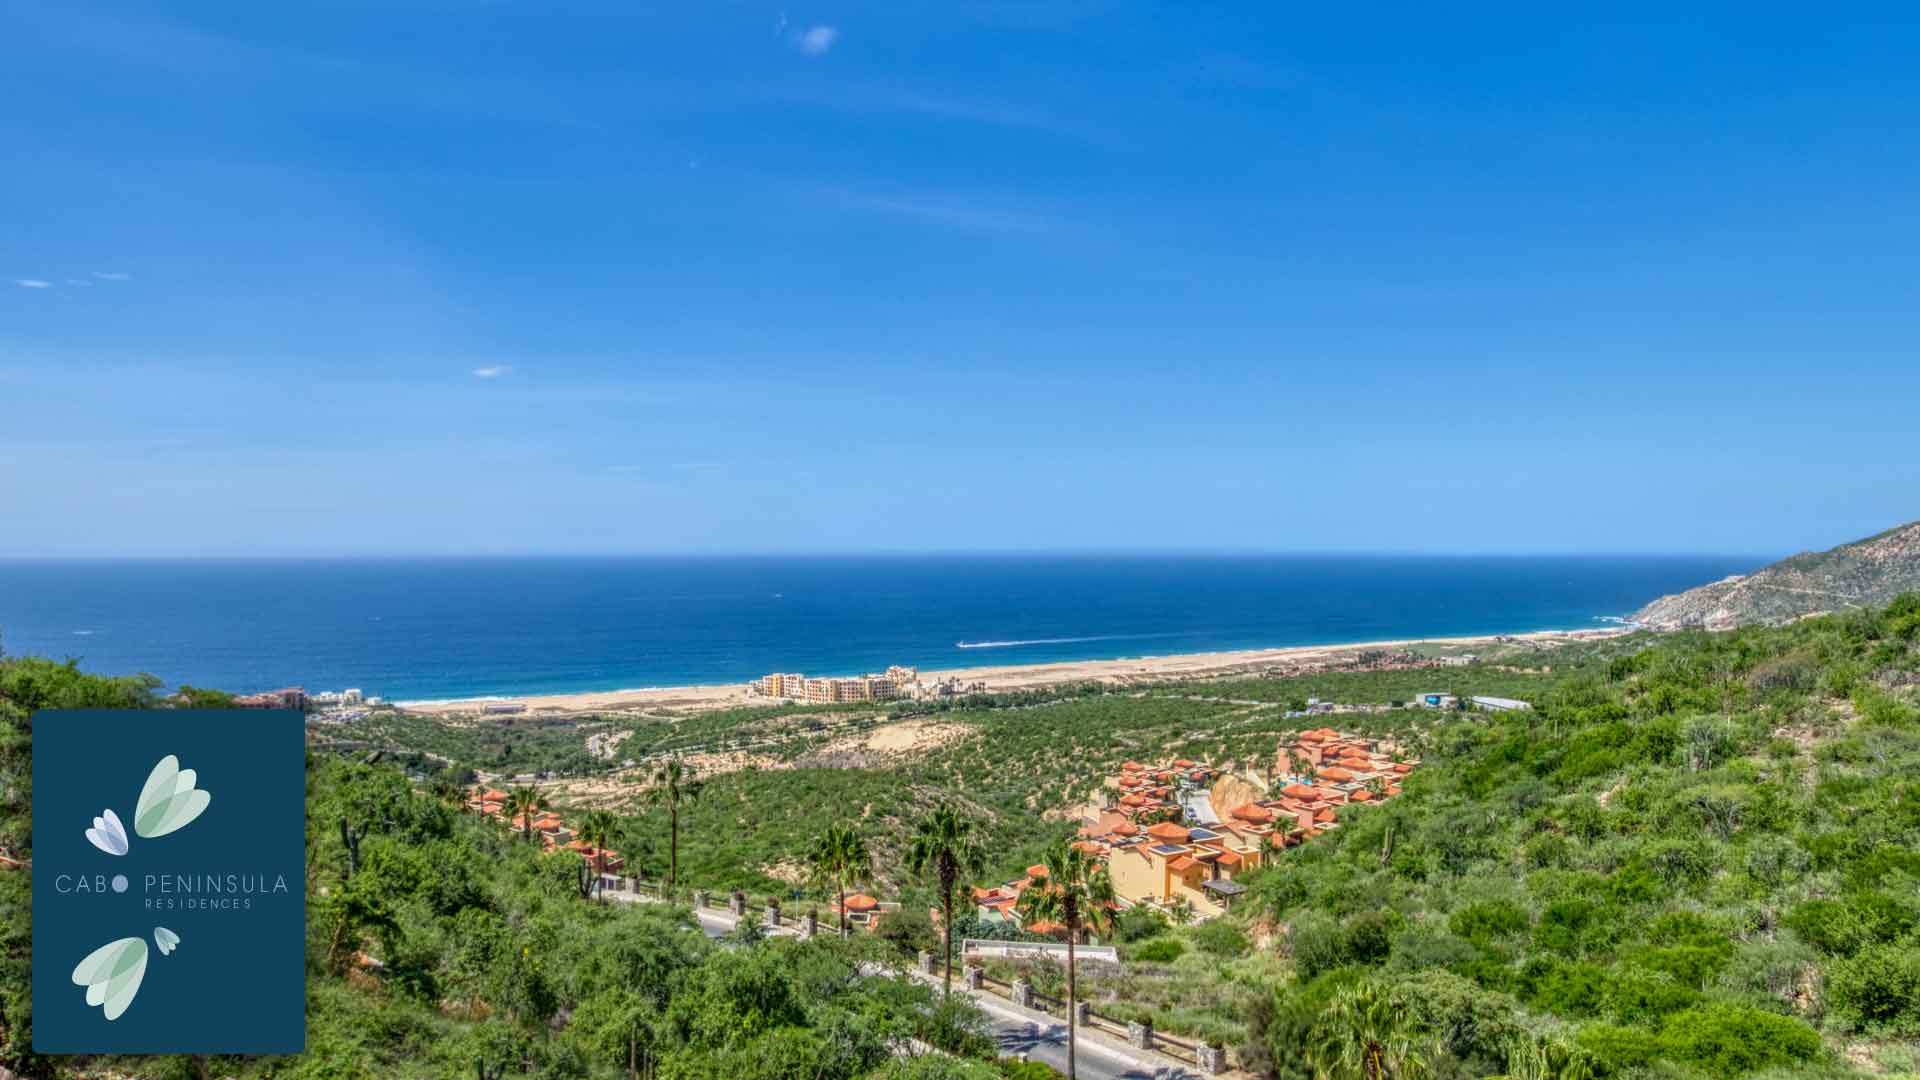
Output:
[
  {"xmin": 472, "ymin": 365, "xmax": 511, "ymax": 378},
  {"xmin": 66, "ymin": 279, "xmax": 95, "ymax": 287},
  {"xmin": 828, "ymin": 188, "xmax": 1054, "ymax": 235},
  {"xmin": 797, "ymin": 25, "xmax": 839, "ymax": 55},
  {"xmin": 13, "ymin": 279, "xmax": 52, "ymax": 289},
  {"xmin": 92, "ymin": 271, "xmax": 131, "ymax": 281}
]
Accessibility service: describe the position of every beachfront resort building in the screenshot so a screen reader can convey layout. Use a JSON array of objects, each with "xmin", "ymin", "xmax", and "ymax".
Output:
[
  {"xmin": 234, "ymin": 686, "xmax": 309, "ymax": 710},
  {"xmin": 756, "ymin": 666, "xmax": 920, "ymax": 703},
  {"xmin": 1075, "ymin": 731, "xmax": 1419, "ymax": 918}
]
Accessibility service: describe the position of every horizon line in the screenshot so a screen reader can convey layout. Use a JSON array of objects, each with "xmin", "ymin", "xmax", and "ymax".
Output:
[{"xmin": 0, "ymin": 548, "xmax": 1779, "ymax": 562}]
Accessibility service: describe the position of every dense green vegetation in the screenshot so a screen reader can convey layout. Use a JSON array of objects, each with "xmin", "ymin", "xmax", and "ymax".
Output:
[
  {"xmin": 341, "ymin": 701, "xmax": 895, "ymax": 781},
  {"xmin": 7, "ymin": 597, "xmax": 1920, "ymax": 1080},
  {"xmin": 0, "ymin": 652, "xmax": 1034, "ymax": 1080},
  {"xmin": 1220, "ymin": 597, "xmax": 1920, "ymax": 1079}
]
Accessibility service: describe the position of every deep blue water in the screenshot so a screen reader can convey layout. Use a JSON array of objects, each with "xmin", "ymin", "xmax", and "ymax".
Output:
[{"xmin": 0, "ymin": 555, "xmax": 1759, "ymax": 700}]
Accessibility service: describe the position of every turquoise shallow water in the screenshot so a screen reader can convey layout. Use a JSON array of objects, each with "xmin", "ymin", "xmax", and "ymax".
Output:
[{"xmin": 0, "ymin": 554, "xmax": 1758, "ymax": 700}]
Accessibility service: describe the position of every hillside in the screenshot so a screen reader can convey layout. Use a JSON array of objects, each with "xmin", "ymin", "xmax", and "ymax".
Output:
[
  {"xmin": 3, "ymin": 601, "xmax": 1919, "ymax": 1080},
  {"xmin": 1635, "ymin": 522, "xmax": 1920, "ymax": 630}
]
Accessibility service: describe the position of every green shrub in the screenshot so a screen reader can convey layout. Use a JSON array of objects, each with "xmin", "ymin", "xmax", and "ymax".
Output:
[
  {"xmin": 1827, "ymin": 941, "xmax": 1920, "ymax": 1033},
  {"xmin": 1341, "ymin": 911, "xmax": 1394, "ymax": 965},
  {"xmin": 1111, "ymin": 906, "xmax": 1172, "ymax": 943},
  {"xmin": 1657, "ymin": 1002, "xmax": 1822, "ymax": 1078},
  {"xmin": 1604, "ymin": 967, "xmax": 1701, "ymax": 1024},
  {"xmin": 1784, "ymin": 893, "xmax": 1916, "ymax": 957},
  {"xmin": 1188, "ymin": 919, "xmax": 1250, "ymax": 959},
  {"xmin": 1132, "ymin": 938, "xmax": 1185, "ymax": 964},
  {"xmin": 1289, "ymin": 914, "xmax": 1349, "ymax": 979},
  {"xmin": 1450, "ymin": 899, "xmax": 1531, "ymax": 944},
  {"xmin": 1524, "ymin": 957, "xmax": 1611, "ymax": 1018},
  {"xmin": 1576, "ymin": 1023, "xmax": 1663, "ymax": 1071}
]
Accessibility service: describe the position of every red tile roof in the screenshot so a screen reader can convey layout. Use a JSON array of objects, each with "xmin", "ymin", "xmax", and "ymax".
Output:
[
  {"xmin": 1145, "ymin": 822, "xmax": 1190, "ymax": 842},
  {"xmin": 1167, "ymin": 855, "xmax": 1198, "ymax": 872}
]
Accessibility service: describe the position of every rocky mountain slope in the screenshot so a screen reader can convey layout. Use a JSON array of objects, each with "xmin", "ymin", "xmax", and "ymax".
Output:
[{"xmin": 1634, "ymin": 519, "xmax": 1920, "ymax": 629}]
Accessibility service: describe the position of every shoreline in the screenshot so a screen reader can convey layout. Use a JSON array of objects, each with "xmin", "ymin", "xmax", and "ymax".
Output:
[{"xmin": 396, "ymin": 624, "xmax": 1634, "ymax": 716}]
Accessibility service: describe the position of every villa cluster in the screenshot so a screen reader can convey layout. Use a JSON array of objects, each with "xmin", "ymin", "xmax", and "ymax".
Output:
[
  {"xmin": 829, "ymin": 892, "xmax": 899, "ymax": 933},
  {"xmin": 1076, "ymin": 729, "xmax": 1417, "ymax": 918},
  {"xmin": 966, "ymin": 863, "xmax": 1070, "ymax": 936},
  {"xmin": 467, "ymin": 787, "xmax": 626, "ymax": 872}
]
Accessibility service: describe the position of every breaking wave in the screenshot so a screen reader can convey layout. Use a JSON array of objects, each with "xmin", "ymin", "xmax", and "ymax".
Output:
[{"xmin": 954, "ymin": 633, "xmax": 1178, "ymax": 650}]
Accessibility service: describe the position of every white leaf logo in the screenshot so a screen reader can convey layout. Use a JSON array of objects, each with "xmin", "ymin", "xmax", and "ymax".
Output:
[
  {"xmin": 71, "ymin": 752, "xmax": 212, "ymax": 1021},
  {"xmin": 135, "ymin": 755, "xmax": 212, "ymax": 838},
  {"xmin": 85, "ymin": 809, "xmax": 128, "ymax": 856},
  {"xmin": 72, "ymin": 929, "xmax": 182, "ymax": 1020},
  {"xmin": 71, "ymin": 937, "xmax": 148, "ymax": 1021}
]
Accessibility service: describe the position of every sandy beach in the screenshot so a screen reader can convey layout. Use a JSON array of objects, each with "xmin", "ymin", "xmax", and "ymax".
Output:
[{"xmin": 397, "ymin": 626, "xmax": 1629, "ymax": 717}]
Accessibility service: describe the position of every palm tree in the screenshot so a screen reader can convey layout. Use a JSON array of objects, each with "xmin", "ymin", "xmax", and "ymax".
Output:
[
  {"xmin": 1312, "ymin": 981, "xmax": 1433, "ymax": 1080},
  {"xmin": 580, "ymin": 809, "xmax": 619, "ymax": 896},
  {"xmin": 430, "ymin": 776, "xmax": 465, "ymax": 810},
  {"xmin": 1013, "ymin": 839, "xmax": 1116, "ymax": 1080},
  {"xmin": 1503, "ymin": 1036, "xmax": 1595, "ymax": 1080},
  {"xmin": 646, "ymin": 758, "xmax": 702, "ymax": 890},
  {"xmin": 905, "ymin": 804, "xmax": 987, "ymax": 996},
  {"xmin": 808, "ymin": 823, "xmax": 871, "ymax": 937},
  {"xmin": 505, "ymin": 786, "xmax": 548, "ymax": 843}
]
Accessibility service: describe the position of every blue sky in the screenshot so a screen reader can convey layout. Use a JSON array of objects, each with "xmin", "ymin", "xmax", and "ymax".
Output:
[{"xmin": 4, "ymin": 2, "xmax": 1918, "ymax": 557}]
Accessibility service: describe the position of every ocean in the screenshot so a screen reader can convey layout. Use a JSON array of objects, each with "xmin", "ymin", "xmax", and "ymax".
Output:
[{"xmin": 0, "ymin": 555, "xmax": 1758, "ymax": 701}]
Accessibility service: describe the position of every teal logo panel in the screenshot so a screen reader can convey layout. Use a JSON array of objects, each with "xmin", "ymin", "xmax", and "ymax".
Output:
[{"xmin": 33, "ymin": 710, "xmax": 305, "ymax": 1053}]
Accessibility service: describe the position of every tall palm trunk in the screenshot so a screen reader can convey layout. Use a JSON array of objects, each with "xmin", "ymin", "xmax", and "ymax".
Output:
[
  {"xmin": 668, "ymin": 806, "xmax": 678, "ymax": 888},
  {"xmin": 939, "ymin": 860, "xmax": 956, "ymax": 995},
  {"xmin": 838, "ymin": 882, "xmax": 848, "ymax": 938},
  {"xmin": 1065, "ymin": 897, "xmax": 1079, "ymax": 1079}
]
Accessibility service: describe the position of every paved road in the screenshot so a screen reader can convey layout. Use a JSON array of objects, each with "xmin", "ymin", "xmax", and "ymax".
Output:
[
  {"xmin": 968, "ymin": 992, "xmax": 1203, "ymax": 1079},
  {"xmin": 605, "ymin": 886, "xmax": 1203, "ymax": 1080}
]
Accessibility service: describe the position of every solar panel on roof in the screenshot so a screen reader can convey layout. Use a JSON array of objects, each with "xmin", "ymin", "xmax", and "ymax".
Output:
[
  {"xmin": 1186, "ymin": 828, "xmax": 1219, "ymax": 840},
  {"xmin": 1148, "ymin": 843, "xmax": 1187, "ymax": 855}
]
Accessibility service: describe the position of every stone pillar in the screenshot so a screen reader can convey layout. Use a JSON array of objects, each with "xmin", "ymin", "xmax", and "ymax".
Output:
[
  {"xmin": 693, "ymin": 889, "xmax": 709, "ymax": 910},
  {"xmin": 1012, "ymin": 981, "xmax": 1034, "ymax": 1009},
  {"xmin": 917, "ymin": 950, "xmax": 935, "ymax": 976},
  {"xmin": 1127, "ymin": 1020, "xmax": 1153, "ymax": 1050},
  {"xmin": 764, "ymin": 903, "xmax": 782, "ymax": 930},
  {"xmin": 729, "ymin": 892, "xmax": 747, "ymax": 917},
  {"xmin": 803, "ymin": 912, "xmax": 819, "ymax": 938},
  {"xmin": 1198, "ymin": 1045, "xmax": 1228, "ymax": 1076},
  {"xmin": 963, "ymin": 966, "xmax": 983, "ymax": 991},
  {"xmin": 1073, "ymin": 1001, "xmax": 1090, "ymax": 1027}
]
